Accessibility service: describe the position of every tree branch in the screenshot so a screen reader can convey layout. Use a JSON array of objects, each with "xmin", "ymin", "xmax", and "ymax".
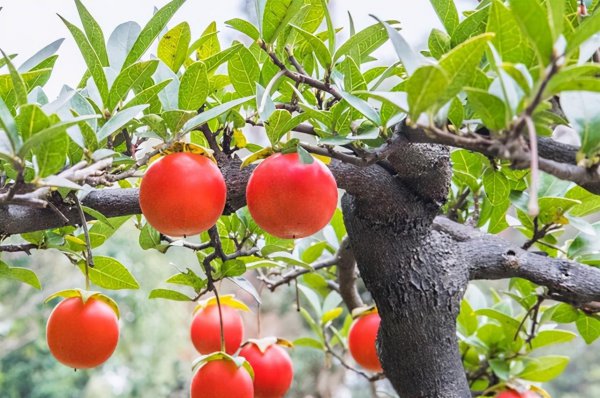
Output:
[{"xmin": 434, "ymin": 217, "xmax": 600, "ymax": 306}]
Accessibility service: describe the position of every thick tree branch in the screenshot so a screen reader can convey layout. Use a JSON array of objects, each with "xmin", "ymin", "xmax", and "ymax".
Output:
[{"xmin": 434, "ymin": 217, "xmax": 600, "ymax": 306}]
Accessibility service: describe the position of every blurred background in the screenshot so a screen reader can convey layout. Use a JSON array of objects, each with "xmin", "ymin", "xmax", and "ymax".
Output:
[{"xmin": 1, "ymin": 0, "xmax": 599, "ymax": 397}]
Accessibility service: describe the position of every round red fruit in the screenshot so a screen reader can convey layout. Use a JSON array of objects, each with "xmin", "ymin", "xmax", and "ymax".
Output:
[
  {"xmin": 191, "ymin": 358, "xmax": 254, "ymax": 398},
  {"xmin": 246, "ymin": 153, "xmax": 338, "ymax": 239},
  {"xmin": 348, "ymin": 312, "xmax": 382, "ymax": 372},
  {"xmin": 191, "ymin": 303, "xmax": 244, "ymax": 355},
  {"xmin": 496, "ymin": 390, "xmax": 539, "ymax": 398},
  {"xmin": 240, "ymin": 341, "xmax": 293, "ymax": 398},
  {"xmin": 46, "ymin": 297, "xmax": 119, "ymax": 369},
  {"xmin": 139, "ymin": 152, "xmax": 226, "ymax": 237}
]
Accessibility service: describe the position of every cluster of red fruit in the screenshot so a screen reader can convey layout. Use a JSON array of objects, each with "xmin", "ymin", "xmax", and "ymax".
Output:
[
  {"xmin": 44, "ymin": 293, "xmax": 294, "ymax": 397},
  {"xmin": 139, "ymin": 151, "xmax": 338, "ymax": 239}
]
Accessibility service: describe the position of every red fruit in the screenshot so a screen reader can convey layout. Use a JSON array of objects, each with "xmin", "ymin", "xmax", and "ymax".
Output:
[
  {"xmin": 139, "ymin": 152, "xmax": 226, "ymax": 237},
  {"xmin": 239, "ymin": 341, "xmax": 294, "ymax": 398},
  {"xmin": 348, "ymin": 312, "xmax": 382, "ymax": 372},
  {"xmin": 246, "ymin": 153, "xmax": 338, "ymax": 239},
  {"xmin": 496, "ymin": 390, "xmax": 539, "ymax": 398},
  {"xmin": 191, "ymin": 304, "xmax": 244, "ymax": 355},
  {"xmin": 46, "ymin": 297, "xmax": 119, "ymax": 369},
  {"xmin": 191, "ymin": 358, "xmax": 254, "ymax": 398}
]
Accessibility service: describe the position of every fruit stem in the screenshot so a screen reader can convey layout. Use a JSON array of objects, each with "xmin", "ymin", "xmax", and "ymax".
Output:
[
  {"xmin": 213, "ymin": 287, "xmax": 226, "ymax": 352},
  {"xmin": 70, "ymin": 192, "xmax": 94, "ymax": 290}
]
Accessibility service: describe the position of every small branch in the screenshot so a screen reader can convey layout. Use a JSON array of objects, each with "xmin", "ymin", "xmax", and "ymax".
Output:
[
  {"xmin": 160, "ymin": 234, "xmax": 211, "ymax": 251},
  {"xmin": 336, "ymin": 237, "xmax": 364, "ymax": 311},
  {"xmin": 260, "ymin": 256, "xmax": 339, "ymax": 291},
  {"xmin": 259, "ymin": 40, "xmax": 342, "ymax": 101},
  {"xmin": 525, "ymin": 117, "xmax": 539, "ymax": 216},
  {"xmin": 0, "ymin": 243, "xmax": 38, "ymax": 254}
]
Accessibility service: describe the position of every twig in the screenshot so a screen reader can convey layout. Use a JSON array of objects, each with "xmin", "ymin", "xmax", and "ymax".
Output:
[
  {"xmin": 525, "ymin": 117, "xmax": 539, "ymax": 216},
  {"xmin": 0, "ymin": 243, "xmax": 38, "ymax": 254},
  {"xmin": 260, "ymin": 256, "xmax": 340, "ymax": 291}
]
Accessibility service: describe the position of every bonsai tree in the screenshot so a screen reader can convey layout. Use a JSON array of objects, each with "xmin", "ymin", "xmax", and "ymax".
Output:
[{"xmin": 1, "ymin": 0, "xmax": 600, "ymax": 396}]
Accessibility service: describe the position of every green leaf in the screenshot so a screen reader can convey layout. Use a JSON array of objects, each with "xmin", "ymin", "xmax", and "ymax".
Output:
[
  {"xmin": 482, "ymin": 168, "xmax": 510, "ymax": 205},
  {"xmin": 508, "ymin": 0, "xmax": 554, "ymax": 65},
  {"xmin": 334, "ymin": 22, "xmax": 391, "ymax": 62},
  {"xmin": 204, "ymin": 43, "xmax": 243, "ymax": 73},
  {"xmin": 0, "ymin": 96, "xmax": 18, "ymax": 152},
  {"xmin": 566, "ymin": 185, "xmax": 600, "ymax": 217},
  {"xmin": 122, "ymin": 79, "xmax": 172, "ymax": 110},
  {"xmin": 457, "ymin": 299, "xmax": 478, "ymax": 336},
  {"xmin": 428, "ymin": 29, "xmax": 451, "ymax": 59},
  {"xmin": 451, "ymin": 6, "xmax": 490, "ymax": 46},
  {"xmin": 158, "ymin": 22, "xmax": 191, "ymax": 72},
  {"xmin": 19, "ymin": 38, "xmax": 64, "ymax": 72},
  {"xmin": 291, "ymin": 25, "xmax": 331, "ymax": 68},
  {"xmin": 339, "ymin": 91, "xmax": 381, "ymax": 125},
  {"xmin": 561, "ymin": 91, "xmax": 600, "ymax": 158},
  {"xmin": 75, "ymin": 0, "xmax": 109, "ymax": 66},
  {"xmin": 97, "ymin": 105, "xmax": 148, "ymax": 141},
  {"xmin": 407, "ymin": 64, "xmax": 449, "ymax": 118},
  {"xmin": 297, "ymin": 145, "xmax": 314, "ymax": 165},
  {"xmin": 18, "ymin": 115, "xmax": 99, "ymax": 158},
  {"xmin": 220, "ymin": 259, "xmax": 246, "ymax": 278},
  {"xmin": 226, "ymin": 18, "xmax": 260, "ymax": 41},
  {"xmin": 487, "ymin": 1, "xmax": 535, "ymax": 65},
  {"xmin": 79, "ymin": 256, "xmax": 140, "ymax": 290},
  {"xmin": 293, "ymin": 337, "xmax": 324, "ymax": 350},
  {"xmin": 16, "ymin": 104, "xmax": 50, "ymax": 141},
  {"xmin": 162, "ymin": 110, "xmax": 196, "ymax": 132},
  {"xmin": 339, "ymin": 57, "xmax": 366, "ymax": 93},
  {"xmin": 530, "ymin": 329, "xmax": 576, "ymax": 349},
  {"xmin": 465, "ymin": 88, "xmax": 508, "ymax": 131},
  {"xmin": 429, "ymin": 0, "xmax": 460, "ymax": 35},
  {"xmin": 194, "ymin": 22, "xmax": 220, "ymax": 60},
  {"xmin": 372, "ymin": 17, "xmax": 425, "ymax": 75},
  {"xmin": 107, "ymin": 60, "xmax": 158, "ymax": 111},
  {"xmin": 228, "ymin": 46, "xmax": 260, "ymax": 97},
  {"xmin": 262, "ymin": 0, "xmax": 305, "ymax": 43},
  {"xmin": 179, "ymin": 61, "xmax": 209, "ymax": 110},
  {"xmin": 0, "ymin": 260, "xmax": 41, "ymax": 289},
  {"xmin": 576, "ymin": 314, "xmax": 600, "ymax": 344},
  {"xmin": 451, "ymin": 149, "xmax": 485, "ymax": 191},
  {"xmin": 149, "ymin": 288, "xmax": 193, "ymax": 301},
  {"xmin": 265, "ymin": 109, "xmax": 292, "ymax": 145},
  {"xmin": 59, "ymin": 15, "xmax": 109, "ymax": 106},
  {"xmin": 551, "ymin": 303, "xmax": 581, "ymax": 323},
  {"xmin": 321, "ymin": 307, "xmax": 343, "ymax": 324},
  {"xmin": 166, "ymin": 270, "xmax": 207, "ymax": 291},
  {"xmin": 33, "ymin": 129, "xmax": 68, "ymax": 177},
  {"xmin": 566, "ymin": 8, "xmax": 600, "ymax": 55},
  {"xmin": 476, "ymin": 308, "xmax": 520, "ymax": 335},
  {"xmin": 518, "ymin": 355, "xmax": 569, "ymax": 382},
  {"xmin": 0, "ymin": 49, "xmax": 27, "ymax": 106},
  {"xmin": 183, "ymin": 96, "xmax": 253, "ymax": 132},
  {"xmin": 438, "ymin": 33, "xmax": 494, "ymax": 104},
  {"xmin": 139, "ymin": 223, "xmax": 162, "ymax": 250},
  {"xmin": 122, "ymin": 0, "xmax": 186, "ymax": 69},
  {"xmin": 81, "ymin": 206, "xmax": 113, "ymax": 229}
]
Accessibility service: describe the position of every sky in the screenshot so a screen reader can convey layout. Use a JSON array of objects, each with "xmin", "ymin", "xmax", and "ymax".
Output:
[{"xmin": 0, "ymin": 0, "xmax": 471, "ymax": 95}]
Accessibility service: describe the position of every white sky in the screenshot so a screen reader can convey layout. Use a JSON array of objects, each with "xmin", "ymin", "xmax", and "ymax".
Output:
[{"xmin": 0, "ymin": 0, "xmax": 471, "ymax": 96}]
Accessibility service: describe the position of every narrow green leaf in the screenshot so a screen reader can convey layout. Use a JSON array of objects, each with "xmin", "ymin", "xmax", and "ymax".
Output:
[
  {"xmin": 333, "ymin": 21, "xmax": 392, "ymax": 62},
  {"xmin": 429, "ymin": 29, "xmax": 451, "ymax": 59},
  {"xmin": 291, "ymin": 25, "xmax": 331, "ymax": 68},
  {"xmin": 518, "ymin": 355, "xmax": 569, "ymax": 382},
  {"xmin": 18, "ymin": 38, "xmax": 64, "ymax": 72},
  {"xmin": 566, "ymin": 8, "xmax": 600, "ymax": 55},
  {"xmin": 372, "ymin": 16, "xmax": 425, "ymax": 75},
  {"xmin": 122, "ymin": 0, "xmax": 186, "ymax": 69},
  {"xmin": 97, "ymin": 105, "xmax": 148, "ymax": 141},
  {"xmin": 262, "ymin": 0, "xmax": 305, "ymax": 43},
  {"xmin": 158, "ymin": 21, "xmax": 191, "ymax": 72},
  {"xmin": 149, "ymin": 288, "xmax": 193, "ymax": 301},
  {"xmin": 0, "ymin": 96, "xmax": 18, "ymax": 152},
  {"xmin": 465, "ymin": 88, "xmax": 508, "ymax": 130},
  {"xmin": 226, "ymin": 18, "xmax": 260, "ymax": 41},
  {"xmin": 265, "ymin": 109, "xmax": 292, "ymax": 145},
  {"xmin": 59, "ymin": 15, "xmax": 109, "ymax": 106},
  {"xmin": 530, "ymin": 329, "xmax": 576, "ymax": 349},
  {"xmin": 15, "ymin": 104, "xmax": 49, "ymax": 141},
  {"xmin": 0, "ymin": 49, "xmax": 27, "ymax": 106},
  {"xmin": 509, "ymin": 0, "xmax": 554, "ymax": 65},
  {"xmin": 204, "ymin": 43, "xmax": 243, "ymax": 73},
  {"xmin": 451, "ymin": 5, "xmax": 490, "ymax": 46},
  {"xmin": 183, "ymin": 96, "xmax": 253, "ymax": 132},
  {"xmin": 429, "ymin": 0, "xmax": 460, "ymax": 35},
  {"xmin": 75, "ymin": 0, "xmax": 109, "ymax": 66},
  {"xmin": 195, "ymin": 22, "xmax": 220, "ymax": 60},
  {"xmin": 179, "ymin": 61, "xmax": 209, "ymax": 110},
  {"xmin": 107, "ymin": 60, "xmax": 159, "ymax": 111},
  {"xmin": 339, "ymin": 91, "xmax": 381, "ymax": 125},
  {"xmin": 122, "ymin": 79, "xmax": 172, "ymax": 110},
  {"xmin": 228, "ymin": 46, "xmax": 260, "ymax": 97}
]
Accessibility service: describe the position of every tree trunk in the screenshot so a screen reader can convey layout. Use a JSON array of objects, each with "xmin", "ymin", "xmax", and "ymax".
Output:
[{"xmin": 342, "ymin": 144, "xmax": 472, "ymax": 397}]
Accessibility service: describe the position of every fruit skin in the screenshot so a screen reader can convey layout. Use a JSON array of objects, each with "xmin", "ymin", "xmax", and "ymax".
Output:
[
  {"xmin": 348, "ymin": 312, "xmax": 382, "ymax": 372},
  {"xmin": 139, "ymin": 152, "xmax": 226, "ymax": 237},
  {"xmin": 246, "ymin": 153, "xmax": 338, "ymax": 239},
  {"xmin": 191, "ymin": 304, "xmax": 244, "ymax": 355},
  {"xmin": 239, "ymin": 342, "xmax": 293, "ymax": 398},
  {"xmin": 46, "ymin": 297, "xmax": 119, "ymax": 369},
  {"xmin": 191, "ymin": 359, "xmax": 254, "ymax": 398},
  {"xmin": 496, "ymin": 390, "xmax": 539, "ymax": 398}
]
